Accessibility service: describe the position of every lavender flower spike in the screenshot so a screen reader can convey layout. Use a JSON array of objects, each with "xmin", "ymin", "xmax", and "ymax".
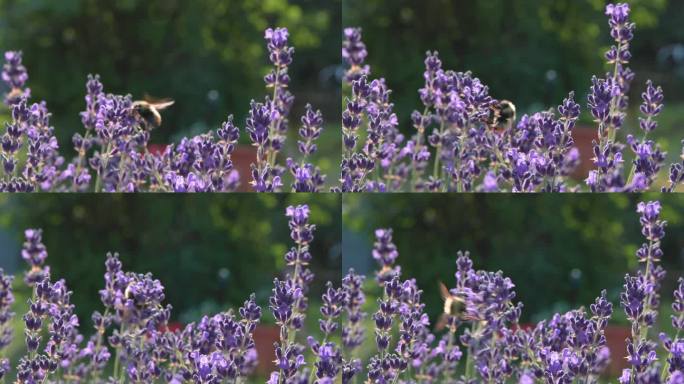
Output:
[
  {"xmin": 0, "ymin": 269, "xmax": 14, "ymax": 380},
  {"xmin": 342, "ymin": 27, "xmax": 370, "ymax": 83},
  {"xmin": 2, "ymin": 51, "xmax": 30, "ymax": 106},
  {"xmin": 372, "ymin": 228, "xmax": 401, "ymax": 284},
  {"xmin": 620, "ymin": 201, "xmax": 667, "ymax": 383}
]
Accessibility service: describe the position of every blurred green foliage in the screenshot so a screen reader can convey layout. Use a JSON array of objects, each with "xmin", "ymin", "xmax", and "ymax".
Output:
[
  {"xmin": 0, "ymin": 194, "xmax": 341, "ymax": 326},
  {"xmin": 343, "ymin": 194, "xmax": 684, "ymax": 324},
  {"xmin": 343, "ymin": 0, "xmax": 684, "ymax": 130},
  {"xmin": 0, "ymin": 0, "xmax": 340, "ymax": 148}
]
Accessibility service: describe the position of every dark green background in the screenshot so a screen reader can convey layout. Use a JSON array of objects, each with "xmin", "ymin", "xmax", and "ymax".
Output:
[
  {"xmin": 343, "ymin": 194, "xmax": 684, "ymax": 324},
  {"xmin": 0, "ymin": 0, "xmax": 341, "ymax": 149},
  {"xmin": 0, "ymin": 194, "xmax": 342, "ymax": 324},
  {"xmin": 342, "ymin": 0, "xmax": 684, "ymax": 131}
]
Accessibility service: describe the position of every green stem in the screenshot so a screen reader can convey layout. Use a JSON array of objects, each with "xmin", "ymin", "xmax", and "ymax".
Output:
[
  {"xmin": 626, "ymin": 131, "xmax": 649, "ymax": 187},
  {"xmin": 72, "ymin": 130, "xmax": 91, "ymax": 192},
  {"xmin": 409, "ymin": 106, "xmax": 431, "ymax": 191},
  {"xmin": 630, "ymin": 239, "xmax": 654, "ymax": 384},
  {"xmin": 442, "ymin": 325, "xmax": 456, "ymax": 382},
  {"xmin": 486, "ymin": 333, "xmax": 497, "ymax": 384},
  {"xmin": 113, "ymin": 322, "xmax": 125, "ymax": 383},
  {"xmin": 432, "ymin": 122, "xmax": 445, "ymax": 182},
  {"xmin": 267, "ymin": 66, "xmax": 282, "ymax": 169},
  {"xmin": 116, "ymin": 151, "xmax": 128, "ymax": 192},
  {"xmin": 661, "ymin": 327, "xmax": 682, "ymax": 381},
  {"xmin": 606, "ymin": 40, "xmax": 623, "ymax": 145},
  {"xmin": 308, "ymin": 335, "xmax": 328, "ymax": 383},
  {"xmin": 94, "ymin": 142, "xmax": 112, "ymax": 192},
  {"xmin": 464, "ymin": 322, "xmax": 480, "ymax": 380}
]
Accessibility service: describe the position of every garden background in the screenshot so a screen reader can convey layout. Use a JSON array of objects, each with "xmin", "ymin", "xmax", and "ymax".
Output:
[
  {"xmin": 0, "ymin": 194, "xmax": 342, "ymax": 380},
  {"xmin": 343, "ymin": 0, "xmax": 684, "ymax": 182},
  {"xmin": 0, "ymin": 0, "xmax": 342, "ymax": 189},
  {"xmin": 343, "ymin": 193, "xmax": 684, "ymax": 378}
]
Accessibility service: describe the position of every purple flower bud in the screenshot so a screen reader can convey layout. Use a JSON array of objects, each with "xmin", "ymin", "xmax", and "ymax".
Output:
[{"xmin": 2, "ymin": 51, "xmax": 28, "ymax": 89}]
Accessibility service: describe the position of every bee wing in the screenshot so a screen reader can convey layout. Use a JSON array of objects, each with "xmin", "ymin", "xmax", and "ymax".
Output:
[
  {"xmin": 434, "ymin": 313, "xmax": 448, "ymax": 332},
  {"xmin": 439, "ymin": 281, "xmax": 451, "ymax": 300},
  {"xmin": 150, "ymin": 99, "xmax": 175, "ymax": 111},
  {"xmin": 150, "ymin": 108, "xmax": 162, "ymax": 127},
  {"xmin": 144, "ymin": 94, "xmax": 175, "ymax": 110}
]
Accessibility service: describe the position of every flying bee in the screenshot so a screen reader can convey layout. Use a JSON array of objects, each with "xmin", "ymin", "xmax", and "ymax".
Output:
[
  {"xmin": 488, "ymin": 99, "xmax": 517, "ymax": 133},
  {"xmin": 6, "ymin": 88, "xmax": 24, "ymax": 100},
  {"xmin": 434, "ymin": 282, "xmax": 467, "ymax": 332},
  {"xmin": 4, "ymin": 88, "xmax": 29, "ymax": 105},
  {"xmin": 132, "ymin": 96, "xmax": 175, "ymax": 130}
]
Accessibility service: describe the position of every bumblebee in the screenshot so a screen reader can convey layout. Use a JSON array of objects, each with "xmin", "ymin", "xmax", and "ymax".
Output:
[
  {"xmin": 434, "ymin": 282, "xmax": 467, "ymax": 331},
  {"xmin": 132, "ymin": 97, "xmax": 175, "ymax": 130},
  {"xmin": 488, "ymin": 99, "xmax": 517, "ymax": 132}
]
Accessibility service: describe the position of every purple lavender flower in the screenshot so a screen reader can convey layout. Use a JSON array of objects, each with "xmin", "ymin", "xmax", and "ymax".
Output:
[
  {"xmin": 1, "ymin": 27, "xmax": 336, "ymax": 193},
  {"xmin": 342, "ymin": 269, "xmax": 366, "ymax": 352},
  {"xmin": 183, "ymin": 295, "xmax": 261, "ymax": 382},
  {"xmin": 366, "ymin": 276, "xmax": 407, "ymax": 383},
  {"xmin": 451, "ymin": 252, "xmax": 522, "ymax": 383},
  {"xmin": 673, "ymin": 278, "xmax": 684, "ymax": 331},
  {"xmin": 284, "ymin": 205, "xmax": 316, "ymax": 308},
  {"xmin": 588, "ymin": 76, "xmax": 616, "ymax": 137},
  {"xmin": 626, "ymin": 135, "xmax": 665, "ymax": 192},
  {"xmin": 308, "ymin": 340, "xmax": 342, "ymax": 382},
  {"xmin": 7, "ymin": 226, "xmax": 273, "ymax": 383},
  {"xmin": 307, "ymin": 282, "xmax": 345, "ymax": 382},
  {"xmin": 253, "ymin": 27, "xmax": 295, "ymax": 192},
  {"xmin": 372, "ymin": 228, "xmax": 401, "ymax": 284},
  {"xmin": 658, "ymin": 279, "xmax": 684, "ymax": 382},
  {"xmin": 664, "ymin": 141, "xmax": 684, "ymax": 192},
  {"xmin": 270, "ymin": 278, "xmax": 304, "ymax": 335},
  {"xmin": 339, "ymin": 76, "xmax": 374, "ymax": 192},
  {"xmin": 639, "ymin": 81, "xmax": 664, "ymax": 134},
  {"xmin": 268, "ymin": 205, "xmax": 320, "ymax": 382},
  {"xmin": 2, "ymin": 51, "xmax": 30, "ymax": 106},
  {"xmin": 17, "ymin": 238, "xmax": 87, "ymax": 383},
  {"xmin": 22, "ymin": 229, "xmax": 50, "ymax": 285},
  {"xmin": 0, "ymin": 269, "xmax": 14, "ymax": 380},
  {"xmin": 2, "ymin": 51, "xmax": 28, "ymax": 89},
  {"xmin": 342, "ymin": 28, "xmax": 370, "ymax": 83},
  {"xmin": 288, "ymin": 104, "xmax": 326, "ymax": 192},
  {"xmin": 619, "ymin": 201, "xmax": 668, "ymax": 382},
  {"xmin": 341, "ymin": 270, "xmax": 365, "ymax": 384},
  {"xmin": 319, "ymin": 282, "xmax": 344, "ymax": 336},
  {"xmin": 336, "ymin": 2, "xmax": 684, "ymax": 193}
]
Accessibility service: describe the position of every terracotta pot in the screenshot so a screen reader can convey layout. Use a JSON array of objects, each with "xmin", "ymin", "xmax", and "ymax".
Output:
[
  {"xmin": 154, "ymin": 322, "xmax": 277, "ymax": 376},
  {"xmin": 571, "ymin": 126, "xmax": 598, "ymax": 180},
  {"xmin": 605, "ymin": 325, "xmax": 631, "ymax": 377},
  {"xmin": 166, "ymin": 322, "xmax": 184, "ymax": 333},
  {"xmin": 517, "ymin": 323, "xmax": 630, "ymax": 378},
  {"xmin": 145, "ymin": 144, "xmax": 257, "ymax": 192},
  {"xmin": 231, "ymin": 146, "xmax": 257, "ymax": 192},
  {"xmin": 147, "ymin": 143, "xmax": 168, "ymax": 156},
  {"xmin": 254, "ymin": 325, "xmax": 280, "ymax": 376}
]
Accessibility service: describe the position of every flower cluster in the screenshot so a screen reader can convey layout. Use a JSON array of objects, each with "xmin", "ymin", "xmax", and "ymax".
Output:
[
  {"xmin": 0, "ymin": 268, "xmax": 14, "ymax": 380},
  {"xmin": 618, "ymin": 201, "xmax": 672, "ymax": 383},
  {"xmin": 16, "ymin": 229, "xmax": 85, "ymax": 384},
  {"xmin": 333, "ymin": 199, "xmax": 681, "ymax": 383},
  {"xmin": 2, "ymin": 199, "xmax": 684, "ymax": 383},
  {"xmin": 267, "ymin": 205, "xmax": 356, "ymax": 384},
  {"xmin": 249, "ymin": 28, "xmax": 327, "ymax": 192},
  {"xmin": 342, "ymin": 3, "xmax": 684, "ymax": 192},
  {"xmin": 1, "ymin": 27, "xmax": 328, "ymax": 193},
  {"xmin": 1, "ymin": 203, "xmax": 376, "ymax": 383}
]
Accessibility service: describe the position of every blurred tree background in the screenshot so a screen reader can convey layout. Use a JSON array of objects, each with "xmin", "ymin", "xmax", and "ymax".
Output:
[
  {"xmin": 343, "ymin": 194, "xmax": 684, "ymax": 325},
  {"xmin": 0, "ymin": 194, "xmax": 341, "ymax": 325},
  {"xmin": 0, "ymin": 0, "xmax": 341, "ymax": 173},
  {"xmin": 342, "ymin": 0, "xmax": 684, "ymax": 135}
]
